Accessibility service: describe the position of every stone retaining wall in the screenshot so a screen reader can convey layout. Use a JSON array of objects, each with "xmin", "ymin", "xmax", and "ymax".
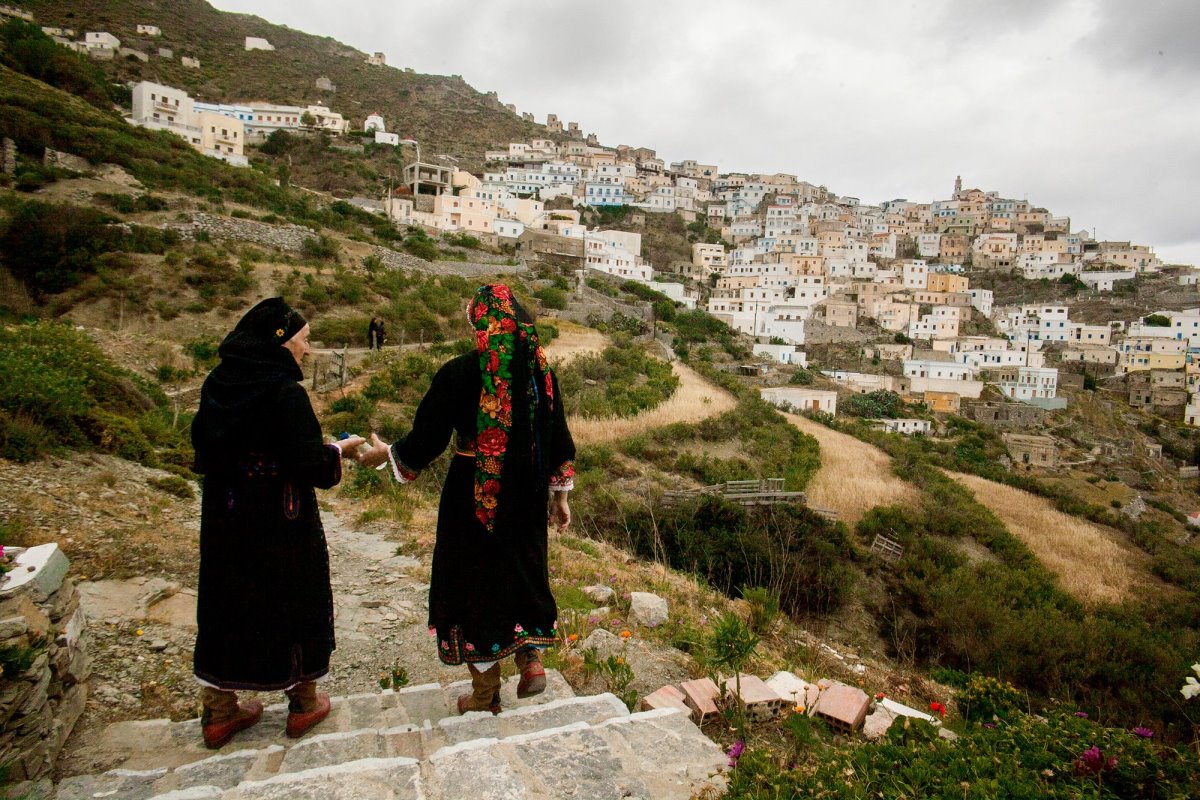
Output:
[
  {"xmin": 0, "ymin": 544, "xmax": 89, "ymax": 782},
  {"xmin": 172, "ymin": 213, "xmax": 528, "ymax": 279}
]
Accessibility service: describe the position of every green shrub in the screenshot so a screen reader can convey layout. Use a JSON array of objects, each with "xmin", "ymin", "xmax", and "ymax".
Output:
[
  {"xmin": 958, "ymin": 674, "xmax": 1025, "ymax": 722},
  {"xmin": 148, "ymin": 475, "xmax": 195, "ymax": 500},
  {"xmin": 533, "ymin": 286, "xmax": 567, "ymax": 310},
  {"xmin": 556, "ymin": 343, "xmax": 679, "ymax": 418},
  {"xmin": 741, "ymin": 585, "xmax": 780, "ymax": 635}
]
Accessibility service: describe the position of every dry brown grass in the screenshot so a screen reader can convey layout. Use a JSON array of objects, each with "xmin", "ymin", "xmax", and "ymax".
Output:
[
  {"xmin": 544, "ymin": 320, "xmax": 607, "ymax": 364},
  {"xmin": 946, "ymin": 471, "xmax": 1148, "ymax": 606},
  {"xmin": 783, "ymin": 413, "xmax": 920, "ymax": 526},
  {"xmin": 568, "ymin": 361, "xmax": 738, "ymax": 446}
]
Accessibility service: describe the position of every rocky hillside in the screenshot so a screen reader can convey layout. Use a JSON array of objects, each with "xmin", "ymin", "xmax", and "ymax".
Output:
[{"xmin": 25, "ymin": 0, "xmax": 555, "ymax": 172}]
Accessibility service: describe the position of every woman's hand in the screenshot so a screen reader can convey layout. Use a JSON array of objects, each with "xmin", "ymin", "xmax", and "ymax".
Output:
[
  {"xmin": 356, "ymin": 433, "xmax": 391, "ymax": 469},
  {"xmin": 548, "ymin": 492, "xmax": 571, "ymax": 533},
  {"xmin": 332, "ymin": 435, "xmax": 365, "ymax": 460}
]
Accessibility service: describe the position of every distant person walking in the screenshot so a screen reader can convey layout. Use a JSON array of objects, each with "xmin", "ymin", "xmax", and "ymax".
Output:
[
  {"xmin": 368, "ymin": 316, "xmax": 382, "ymax": 350},
  {"xmin": 357, "ymin": 284, "xmax": 575, "ymax": 714},
  {"xmin": 375, "ymin": 318, "xmax": 386, "ymax": 350},
  {"xmin": 190, "ymin": 297, "xmax": 364, "ymax": 749}
]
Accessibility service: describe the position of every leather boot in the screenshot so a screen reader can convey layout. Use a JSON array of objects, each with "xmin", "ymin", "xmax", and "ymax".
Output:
[
  {"xmin": 456, "ymin": 662, "xmax": 502, "ymax": 714},
  {"xmin": 515, "ymin": 647, "xmax": 546, "ymax": 699},
  {"xmin": 201, "ymin": 687, "xmax": 263, "ymax": 749},
  {"xmin": 285, "ymin": 681, "xmax": 331, "ymax": 738}
]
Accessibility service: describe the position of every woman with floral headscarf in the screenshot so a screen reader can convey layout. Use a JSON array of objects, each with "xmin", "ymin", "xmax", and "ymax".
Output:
[{"xmin": 359, "ymin": 284, "xmax": 575, "ymax": 713}]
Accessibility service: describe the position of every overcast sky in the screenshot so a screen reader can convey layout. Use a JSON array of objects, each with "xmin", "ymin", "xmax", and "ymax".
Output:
[{"xmin": 212, "ymin": 0, "xmax": 1200, "ymax": 267}]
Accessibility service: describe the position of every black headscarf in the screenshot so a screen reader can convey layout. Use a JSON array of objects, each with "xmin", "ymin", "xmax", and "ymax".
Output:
[{"xmin": 192, "ymin": 298, "xmax": 307, "ymax": 459}]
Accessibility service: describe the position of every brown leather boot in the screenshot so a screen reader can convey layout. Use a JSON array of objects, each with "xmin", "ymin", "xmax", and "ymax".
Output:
[
  {"xmin": 285, "ymin": 681, "xmax": 331, "ymax": 738},
  {"xmin": 456, "ymin": 662, "xmax": 502, "ymax": 714},
  {"xmin": 201, "ymin": 687, "xmax": 263, "ymax": 749},
  {"xmin": 515, "ymin": 647, "xmax": 546, "ymax": 699}
]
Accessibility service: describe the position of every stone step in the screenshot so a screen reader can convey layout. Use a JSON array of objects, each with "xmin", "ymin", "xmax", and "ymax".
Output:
[
  {"xmin": 150, "ymin": 706, "xmax": 723, "ymax": 800},
  {"xmin": 84, "ymin": 669, "xmax": 574, "ymax": 774},
  {"xmin": 36, "ymin": 689, "xmax": 640, "ymax": 800}
]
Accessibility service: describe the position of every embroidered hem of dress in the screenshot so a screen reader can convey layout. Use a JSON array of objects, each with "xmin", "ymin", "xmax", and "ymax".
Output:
[
  {"xmin": 386, "ymin": 444, "xmax": 418, "ymax": 484},
  {"xmin": 436, "ymin": 626, "xmax": 557, "ymax": 667}
]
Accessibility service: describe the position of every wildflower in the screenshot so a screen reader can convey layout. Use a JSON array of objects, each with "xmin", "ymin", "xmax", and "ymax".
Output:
[
  {"xmin": 983, "ymin": 723, "xmax": 996, "ymax": 729},
  {"xmin": 1074, "ymin": 711, "xmax": 1089, "ymax": 719},
  {"xmin": 1132, "ymin": 726, "xmax": 1154, "ymax": 738},
  {"xmin": 874, "ymin": 692, "xmax": 885, "ymax": 701},
  {"xmin": 929, "ymin": 701, "xmax": 946, "ymax": 717},
  {"xmin": 620, "ymin": 629, "xmax": 632, "ymax": 639},
  {"xmin": 567, "ymin": 633, "xmax": 579, "ymax": 642},
  {"xmin": 794, "ymin": 704, "xmax": 805, "ymax": 714},
  {"xmin": 1074, "ymin": 745, "xmax": 1117, "ymax": 777},
  {"xmin": 726, "ymin": 739, "xmax": 745, "ymax": 768},
  {"xmin": 622, "ymin": 591, "xmax": 632, "ymax": 601},
  {"xmin": 587, "ymin": 615, "xmax": 600, "ymax": 626},
  {"xmin": 699, "ymin": 614, "xmax": 708, "ymax": 625},
  {"xmin": 135, "ymin": 628, "xmax": 144, "ymax": 636},
  {"xmin": 1181, "ymin": 663, "xmax": 1200, "ymax": 700}
]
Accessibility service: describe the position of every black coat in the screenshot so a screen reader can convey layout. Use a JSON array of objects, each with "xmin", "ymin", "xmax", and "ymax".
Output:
[
  {"xmin": 392, "ymin": 353, "xmax": 574, "ymax": 665},
  {"xmin": 191, "ymin": 379, "xmax": 340, "ymax": 690}
]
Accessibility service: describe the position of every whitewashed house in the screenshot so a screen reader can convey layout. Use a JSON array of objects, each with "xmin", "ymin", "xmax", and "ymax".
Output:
[
  {"xmin": 873, "ymin": 419, "xmax": 932, "ymax": 436},
  {"xmin": 363, "ymin": 113, "xmax": 386, "ymax": 132},
  {"xmin": 760, "ymin": 387, "xmax": 837, "ymax": 415},
  {"xmin": 136, "ymin": 24, "xmax": 161, "ymax": 37}
]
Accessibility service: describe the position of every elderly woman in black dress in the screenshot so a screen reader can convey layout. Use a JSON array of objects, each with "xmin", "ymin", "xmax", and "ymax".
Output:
[
  {"xmin": 358, "ymin": 284, "xmax": 574, "ymax": 713},
  {"xmin": 191, "ymin": 297, "xmax": 364, "ymax": 748}
]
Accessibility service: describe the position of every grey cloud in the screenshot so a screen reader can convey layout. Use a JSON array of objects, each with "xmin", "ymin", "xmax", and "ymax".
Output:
[{"xmin": 1077, "ymin": 0, "xmax": 1200, "ymax": 75}]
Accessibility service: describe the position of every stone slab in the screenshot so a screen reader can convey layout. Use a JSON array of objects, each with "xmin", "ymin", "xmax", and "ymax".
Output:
[
  {"xmin": 0, "ymin": 544, "xmax": 69, "ymax": 601},
  {"xmin": 279, "ymin": 729, "xmax": 381, "ymax": 773},
  {"xmin": 147, "ymin": 789, "xmax": 223, "ymax": 800},
  {"xmin": 174, "ymin": 746, "xmax": 282, "ymax": 790},
  {"xmin": 880, "ymin": 697, "xmax": 937, "ymax": 723},
  {"xmin": 507, "ymin": 723, "xmax": 646, "ymax": 800},
  {"xmin": 233, "ymin": 756, "xmax": 422, "ymax": 800},
  {"xmin": 393, "ymin": 683, "xmax": 449, "ymax": 725},
  {"xmin": 424, "ymin": 737, "xmax": 527, "ymax": 800},
  {"xmin": 597, "ymin": 708, "xmax": 727, "ymax": 796},
  {"xmin": 56, "ymin": 767, "xmax": 167, "ymax": 800}
]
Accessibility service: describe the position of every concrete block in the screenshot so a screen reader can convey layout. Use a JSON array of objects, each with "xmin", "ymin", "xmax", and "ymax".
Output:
[
  {"xmin": 721, "ymin": 674, "xmax": 787, "ymax": 721},
  {"xmin": 639, "ymin": 685, "xmax": 691, "ymax": 716},
  {"xmin": 765, "ymin": 670, "xmax": 818, "ymax": 711},
  {"xmin": 813, "ymin": 682, "xmax": 870, "ymax": 731},
  {"xmin": 679, "ymin": 677, "xmax": 720, "ymax": 722}
]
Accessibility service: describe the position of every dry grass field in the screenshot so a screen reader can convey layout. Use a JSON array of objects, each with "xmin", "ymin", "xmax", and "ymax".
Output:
[
  {"xmin": 544, "ymin": 321, "xmax": 607, "ymax": 364},
  {"xmin": 783, "ymin": 414, "xmax": 920, "ymax": 526},
  {"xmin": 568, "ymin": 361, "xmax": 738, "ymax": 446},
  {"xmin": 947, "ymin": 471, "xmax": 1148, "ymax": 606}
]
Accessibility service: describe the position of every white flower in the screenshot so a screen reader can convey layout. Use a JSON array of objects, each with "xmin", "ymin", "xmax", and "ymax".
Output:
[{"xmin": 1182, "ymin": 674, "xmax": 1200, "ymax": 700}]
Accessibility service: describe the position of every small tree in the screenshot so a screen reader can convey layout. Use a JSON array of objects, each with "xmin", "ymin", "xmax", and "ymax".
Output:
[
  {"xmin": 707, "ymin": 611, "xmax": 759, "ymax": 731},
  {"xmin": 1144, "ymin": 314, "xmax": 1171, "ymax": 327},
  {"xmin": 299, "ymin": 110, "xmax": 316, "ymax": 129}
]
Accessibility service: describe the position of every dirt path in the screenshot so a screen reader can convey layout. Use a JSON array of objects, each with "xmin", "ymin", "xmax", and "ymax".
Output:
[
  {"xmin": 783, "ymin": 413, "xmax": 919, "ymax": 527},
  {"xmin": 946, "ymin": 471, "xmax": 1148, "ymax": 606}
]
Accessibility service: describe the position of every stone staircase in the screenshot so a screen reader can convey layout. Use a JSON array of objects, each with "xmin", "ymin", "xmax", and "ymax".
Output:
[{"xmin": 15, "ymin": 670, "xmax": 726, "ymax": 799}]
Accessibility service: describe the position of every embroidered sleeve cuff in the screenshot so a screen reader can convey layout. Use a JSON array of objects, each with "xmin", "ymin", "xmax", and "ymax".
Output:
[
  {"xmin": 387, "ymin": 444, "xmax": 419, "ymax": 484},
  {"xmin": 549, "ymin": 461, "xmax": 575, "ymax": 492}
]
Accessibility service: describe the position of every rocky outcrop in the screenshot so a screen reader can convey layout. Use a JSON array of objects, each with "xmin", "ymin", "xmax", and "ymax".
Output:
[{"xmin": 0, "ymin": 544, "xmax": 89, "ymax": 782}]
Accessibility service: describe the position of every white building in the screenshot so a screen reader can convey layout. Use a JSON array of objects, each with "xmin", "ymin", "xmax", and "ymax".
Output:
[
  {"xmin": 374, "ymin": 131, "xmax": 399, "ymax": 146},
  {"xmin": 873, "ymin": 418, "xmax": 932, "ymax": 436},
  {"xmin": 753, "ymin": 344, "xmax": 806, "ymax": 366},
  {"xmin": 996, "ymin": 366, "xmax": 1059, "ymax": 402},
  {"xmin": 364, "ymin": 113, "xmax": 386, "ymax": 132},
  {"xmin": 968, "ymin": 288, "xmax": 994, "ymax": 317},
  {"xmin": 1079, "ymin": 270, "xmax": 1135, "ymax": 292},
  {"xmin": 130, "ymin": 81, "xmax": 247, "ymax": 167},
  {"xmin": 245, "ymin": 37, "xmax": 274, "ymax": 51},
  {"xmin": 136, "ymin": 24, "xmax": 161, "ymax": 37},
  {"xmin": 84, "ymin": 31, "xmax": 120, "ymax": 52},
  {"xmin": 760, "ymin": 387, "xmax": 837, "ymax": 415}
]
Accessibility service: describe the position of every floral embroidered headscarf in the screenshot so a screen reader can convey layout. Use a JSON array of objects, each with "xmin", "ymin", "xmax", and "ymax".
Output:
[{"xmin": 469, "ymin": 284, "xmax": 553, "ymax": 531}]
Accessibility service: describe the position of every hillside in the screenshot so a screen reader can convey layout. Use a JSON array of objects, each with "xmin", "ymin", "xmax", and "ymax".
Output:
[{"xmin": 25, "ymin": 0, "xmax": 555, "ymax": 172}]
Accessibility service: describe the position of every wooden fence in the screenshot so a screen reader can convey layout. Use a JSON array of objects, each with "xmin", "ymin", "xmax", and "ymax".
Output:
[{"xmin": 662, "ymin": 478, "xmax": 838, "ymax": 521}]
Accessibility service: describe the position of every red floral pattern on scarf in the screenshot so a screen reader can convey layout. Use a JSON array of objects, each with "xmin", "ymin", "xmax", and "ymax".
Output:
[{"xmin": 470, "ymin": 284, "xmax": 555, "ymax": 531}]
